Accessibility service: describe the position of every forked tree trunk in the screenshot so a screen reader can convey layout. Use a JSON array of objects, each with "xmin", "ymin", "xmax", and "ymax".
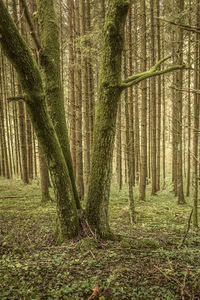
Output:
[{"xmin": 0, "ymin": 0, "xmax": 79, "ymax": 241}]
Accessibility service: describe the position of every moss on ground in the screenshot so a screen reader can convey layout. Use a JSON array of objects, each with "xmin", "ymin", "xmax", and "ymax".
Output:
[{"xmin": 0, "ymin": 177, "xmax": 199, "ymax": 299}]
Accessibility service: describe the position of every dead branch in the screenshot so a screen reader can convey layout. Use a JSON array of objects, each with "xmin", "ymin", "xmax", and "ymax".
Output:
[
  {"xmin": 170, "ymin": 85, "xmax": 200, "ymax": 95},
  {"xmin": 7, "ymin": 96, "xmax": 26, "ymax": 102},
  {"xmin": 180, "ymin": 209, "xmax": 193, "ymax": 248},
  {"xmin": 155, "ymin": 17, "xmax": 200, "ymax": 34},
  {"xmin": 154, "ymin": 266, "xmax": 191, "ymax": 299}
]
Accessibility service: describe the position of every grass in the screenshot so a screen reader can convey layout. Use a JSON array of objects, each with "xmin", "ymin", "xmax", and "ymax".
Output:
[{"xmin": 0, "ymin": 177, "xmax": 200, "ymax": 299}]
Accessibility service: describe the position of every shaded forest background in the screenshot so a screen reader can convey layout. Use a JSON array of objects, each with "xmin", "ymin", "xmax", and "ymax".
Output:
[{"xmin": 1, "ymin": 0, "xmax": 200, "ymax": 299}]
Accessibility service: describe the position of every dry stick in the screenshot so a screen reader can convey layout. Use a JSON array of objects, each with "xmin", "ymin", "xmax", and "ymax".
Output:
[
  {"xmin": 7, "ymin": 96, "xmax": 26, "ymax": 102},
  {"xmin": 170, "ymin": 85, "xmax": 200, "ymax": 95},
  {"xmin": 154, "ymin": 266, "xmax": 191, "ymax": 298},
  {"xmin": 0, "ymin": 195, "xmax": 38, "ymax": 199},
  {"xmin": 180, "ymin": 209, "xmax": 193, "ymax": 248},
  {"xmin": 155, "ymin": 17, "xmax": 200, "ymax": 34},
  {"xmin": 181, "ymin": 270, "xmax": 189, "ymax": 300}
]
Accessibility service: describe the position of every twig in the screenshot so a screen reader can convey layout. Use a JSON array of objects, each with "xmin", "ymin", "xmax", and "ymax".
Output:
[
  {"xmin": 7, "ymin": 96, "xmax": 26, "ymax": 102},
  {"xmin": 170, "ymin": 85, "xmax": 200, "ymax": 95},
  {"xmin": 0, "ymin": 196, "xmax": 26, "ymax": 199},
  {"xmin": 155, "ymin": 17, "xmax": 200, "ymax": 34},
  {"xmin": 0, "ymin": 195, "xmax": 38, "ymax": 199},
  {"xmin": 89, "ymin": 250, "xmax": 95, "ymax": 259},
  {"xmin": 154, "ymin": 266, "xmax": 191, "ymax": 298},
  {"xmin": 180, "ymin": 209, "xmax": 193, "ymax": 248},
  {"xmin": 181, "ymin": 269, "xmax": 189, "ymax": 300}
]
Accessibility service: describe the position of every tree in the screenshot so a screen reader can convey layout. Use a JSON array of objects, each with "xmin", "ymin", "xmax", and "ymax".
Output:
[{"xmin": 0, "ymin": 0, "xmax": 79, "ymax": 241}]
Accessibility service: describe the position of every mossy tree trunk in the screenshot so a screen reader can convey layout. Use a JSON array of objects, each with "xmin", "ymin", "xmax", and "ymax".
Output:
[
  {"xmin": 0, "ymin": 0, "xmax": 79, "ymax": 241},
  {"xmin": 36, "ymin": 0, "xmax": 81, "ymax": 209},
  {"xmin": 86, "ymin": 0, "xmax": 130, "ymax": 237}
]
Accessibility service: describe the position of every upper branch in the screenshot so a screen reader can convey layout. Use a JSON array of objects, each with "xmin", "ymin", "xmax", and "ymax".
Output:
[
  {"xmin": 121, "ymin": 57, "xmax": 192, "ymax": 89},
  {"xmin": 123, "ymin": 55, "xmax": 171, "ymax": 84}
]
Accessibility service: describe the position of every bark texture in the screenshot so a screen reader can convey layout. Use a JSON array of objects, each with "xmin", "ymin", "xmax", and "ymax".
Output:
[
  {"xmin": 86, "ymin": 0, "xmax": 129, "ymax": 237},
  {"xmin": 36, "ymin": 0, "xmax": 81, "ymax": 209}
]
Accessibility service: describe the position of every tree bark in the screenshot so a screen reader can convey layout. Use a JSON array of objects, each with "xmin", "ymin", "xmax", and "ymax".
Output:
[
  {"xmin": 36, "ymin": 0, "xmax": 81, "ymax": 209},
  {"xmin": 86, "ymin": 0, "xmax": 129, "ymax": 237}
]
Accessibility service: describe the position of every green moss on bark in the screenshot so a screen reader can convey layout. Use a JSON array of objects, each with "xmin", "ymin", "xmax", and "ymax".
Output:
[
  {"xmin": 86, "ymin": 0, "xmax": 129, "ymax": 238},
  {"xmin": 36, "ymin": 0, "xmax": 81, "ymax": 210}
]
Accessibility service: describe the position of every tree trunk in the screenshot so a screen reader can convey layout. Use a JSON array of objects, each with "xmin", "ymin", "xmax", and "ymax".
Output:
[
  {"xmin": 80, "ymin": 0, "xmax": 90, "ymax": 191},
  {"xmin": 133, "ymin": 1, "xmax": 140, "ymax": 183},
  {"xmin": 127, "ymin": 2, "xmax": 135, "ymax": 186},
  {"xmin": 116, "ymin": 102, "xmax": 122, "ymax": 189},
  {"xmin": 186, "ymin": 0, "xmax": 191, "ymax": 197},
  {"xmin": 150, "ymin": 0, "xmax": 157, "ymax": 195},
  {"xmin": 86, "ymin": 0, "xmax": 129, "ymax": 237},
  {"xmin": 175, "ymin": 0, "xmax": 185, "ymax": 204},
  {"xmin": 124, "ymin": 52, "xmax": 135, "ymax": 223},
  {"xmin": 67, "ymin": 0, "xmax": 76, "ymax": 180},
  {"xmin": 156, "ymin": 0, "xmax": 161, "ymax": 191},
  {"xmin": 139, "ymin": 0, "xmax": 147, "ymax": 200},
  {"xmin": 36, "ymin": 0, "xmax": 81, "ymax": 209},
  {"xmin": 193, "ymin": 3, "xmax": 200, "ymax": 227},
  {"xmin": 74, "ymin": 0, "xmax": 84, "ymax": 197},
  {"xmin": 38, "ymin": 144, "xmax": 52, "ymax": 202}
]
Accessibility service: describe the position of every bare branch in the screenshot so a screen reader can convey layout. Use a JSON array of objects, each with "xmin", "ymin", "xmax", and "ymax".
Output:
[
  {"xmin": 19, "ymin": 0, "xmax": 41, "ymax": 52},
  {"xmin": 155, "ymin": 17, "xmax": 200, "ymax": 34},
  {"xmin": 170, "ymin": 85, "xmax": 200, "ymax": 95}
]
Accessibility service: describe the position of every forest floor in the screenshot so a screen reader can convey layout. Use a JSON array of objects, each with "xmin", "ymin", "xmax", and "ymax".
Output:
[{"xmin": 0, "ymin": 177, "xmax": 200, "ymax": 300}]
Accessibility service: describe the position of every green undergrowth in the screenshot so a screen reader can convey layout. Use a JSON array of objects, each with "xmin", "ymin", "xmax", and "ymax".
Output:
[{"xmin": 0, "ymin": 177, "xmax": 200, "ymax": 299}]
